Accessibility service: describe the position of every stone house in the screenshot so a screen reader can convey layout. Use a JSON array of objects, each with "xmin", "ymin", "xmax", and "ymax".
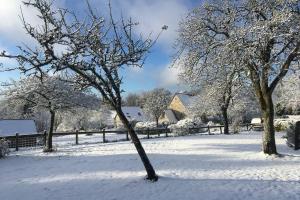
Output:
[{"xmin": 159, "ymin": 93, "xmax": 197, "ymax": 124}]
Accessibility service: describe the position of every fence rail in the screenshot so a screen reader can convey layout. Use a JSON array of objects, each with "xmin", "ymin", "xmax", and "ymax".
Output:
[{"xmin": 0, "ymin": 124, "xmax": 253, "ymax": 151}]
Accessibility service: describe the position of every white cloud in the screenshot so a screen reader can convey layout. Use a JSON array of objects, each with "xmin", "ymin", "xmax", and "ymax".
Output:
[
  {"xmin": 0, "ymin": 0, "xmax": 43, "ymax": 44},
  {"xmin": 118, "ymin": 0, "xmax": 188, "ymax": 51},
  {"xmin": 0, "ymin": 0, "xmax": 188, "ymax": 51},
  {"xmin": 157, "ymin": 64, "xmax": 181, "ymax": 87}
]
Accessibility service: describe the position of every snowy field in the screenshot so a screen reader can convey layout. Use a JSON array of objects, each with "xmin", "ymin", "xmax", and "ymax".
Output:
[{"xmin": 0, "ymin": 132, "xmax": 299, "ymax": 200}]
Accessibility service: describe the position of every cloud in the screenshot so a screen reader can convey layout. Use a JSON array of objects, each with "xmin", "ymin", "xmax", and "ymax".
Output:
[
  {"xmin": 0, "ymin": 0, "xmax": 70, "ymax": 46},
  {"xmin": 157, "ymin": 64, "xmax": 181, "ymax": 87},
  {"xmin": 117, "ymin": 0, "xmax": 188, "ymax": 51},
  {"xmin": 0, "ymin": 0, "xmax": 188, "ymax": 52},
  {"xmin": 0, "ymin": 0, "xmax": 42, "ymax": 44}
]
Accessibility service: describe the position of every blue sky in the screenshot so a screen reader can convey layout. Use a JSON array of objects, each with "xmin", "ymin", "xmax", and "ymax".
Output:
[{"xmin": 0, "ymin": 0, "xmax": 200, "ymax": 95}]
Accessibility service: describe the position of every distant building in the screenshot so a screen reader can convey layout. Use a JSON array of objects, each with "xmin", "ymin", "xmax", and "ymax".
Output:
[
  {"xmin": 0, "ymin": 119, "xmax": 38, "ymax": 148},
  {"xmin": 113, "ymin": 107, "xmax": 145, "ymax": 127},
  {"xmin": 0, "ymin": 119, "xmax": 37, "ymax": 137},
  {"xmin": 159, "ymin": 93, "xmax": 197, "ymax": 124}
]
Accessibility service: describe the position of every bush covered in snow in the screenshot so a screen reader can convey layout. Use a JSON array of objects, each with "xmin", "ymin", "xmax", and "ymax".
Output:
[
  {"xmin": 0, "ymin": 139, "xmax": 10, "ymax": 158},
  {"xmin": 134, "ymin": 122, "xmax": 157, "ymax": 130},
  {"xmin": 168, "ymin": 118, "xmax": 204, "ymax": 136},
  {"xmin": 274, "ymin": 119, "xmax": 293, "ymax": 132}
]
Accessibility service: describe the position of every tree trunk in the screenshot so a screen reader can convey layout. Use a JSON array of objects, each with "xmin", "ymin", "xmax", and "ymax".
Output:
[
  {"xmin": 221, "ymin": 106, "xmax": 229, "ymax": 134},
  {"xmin": 117, "ymin": 108, "xmax": 158, "ymax": 181},
  {"xmin": 261, "ymin": 94, "xmax": 277, "ymax": 155},
  {"xmin": 156, "ymin": 118, "xmax": 159, "ymax": 128},
  {"xmin": 44, "ymin": 110, "xmax": 55, "ymax": 152}
]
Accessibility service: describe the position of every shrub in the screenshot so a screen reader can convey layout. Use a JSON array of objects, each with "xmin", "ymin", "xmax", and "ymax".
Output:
[
  {"xmin": 231, "ymin": 117, "xmax": 243, "ymax": 134},
  {"xmin": 135, "ymin": 122, "xmax": 157, "ymax": 130},
  {"xmin": 168, "ymin": 118, "xmax": 204, "ymax": 136},
  {"xmin": 0, "ymin": 139, "xmax": 10, "ymax": 158},
  {"xmin": 274, "ymin": 120, "xmax": 291, "ymax": 132}
]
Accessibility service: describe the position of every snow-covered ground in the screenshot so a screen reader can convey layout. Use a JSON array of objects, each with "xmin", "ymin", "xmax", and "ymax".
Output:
[{"xmin": 0, "ymin": 132, "xmax": 299, "ymax": 200}]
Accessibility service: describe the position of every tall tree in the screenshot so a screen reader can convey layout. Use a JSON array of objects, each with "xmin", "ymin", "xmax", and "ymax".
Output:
[
  {"xmin": 3, "ymin": 76, "xmax": 96, "ymax": 152},
  {"xmin": 0, "ymin": 0, "xmax": 166, "ymax": 180},
  {"xmin": 176, "ymin": 0, "xmax": 300, "ymax": 155},
  {"xmin": 143, "ymin": 88, "xmax": 172, "ymax": 127},
  {"xmin": 181, "ymin": 65, "xmax": 242, "ymax": 134}
]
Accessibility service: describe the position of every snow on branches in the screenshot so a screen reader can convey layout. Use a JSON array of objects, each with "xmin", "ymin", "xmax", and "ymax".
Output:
[{"xmin": 176, "ymin": 0, "xmax": 300, "ymax": 154}]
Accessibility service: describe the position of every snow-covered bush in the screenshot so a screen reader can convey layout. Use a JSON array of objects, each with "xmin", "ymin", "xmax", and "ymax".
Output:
[
  {"xmin": 274, "ymin": 119, "xmax": 292, "ymax": 132},
  {"xmin": 135, "ymin": 122, "xmax": 157, "ymax": 130},
  {"xmin": 207, "ymin": 121, "xmax": 215, "ymax": 126},
  {"xmin": 168, "ymin": 118, "xmax": 204, "ymax": 136},
  {"xmin": 230, "ymin": 116, "xmax": 243, "ymax": 134},
  {"xmin": 0, "ymin": 139, "xmax": 10, "ymax": 158}
]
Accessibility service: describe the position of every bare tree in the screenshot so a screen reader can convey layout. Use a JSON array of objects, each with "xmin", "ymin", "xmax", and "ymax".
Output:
[
  {"xmin": 176, "ymin": 0, "xmax": 300, "ymax": 155},
  {"xmin": 124, "ymin": 93, "xmax": 142, "ymax": 107},
  {"xmin": 0, "ymin": 0, "xmax": 166, "ymax": 180},
  {"xmin": 143, "ymin": 88, "xmax": 172, "ymax": 127},
  {"xmin": 3, "ymin": 76, "xmax": 96, "ymax": 152}
]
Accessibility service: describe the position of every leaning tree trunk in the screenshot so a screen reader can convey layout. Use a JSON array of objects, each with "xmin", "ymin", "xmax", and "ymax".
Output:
[
  {"xmin": 44, "ymin": 110, "xmax": 55, "ymax": 152},
  {"xmin": 221, "ymin": 106, "xmax": 229, "ymax": 135},
  {"xmin": 261, "ymin": 93, "xmax": 277, "ymax": 155},
  {"xmin": 116, "ymin": 108, "xmax": 158, "ymax": 181}
]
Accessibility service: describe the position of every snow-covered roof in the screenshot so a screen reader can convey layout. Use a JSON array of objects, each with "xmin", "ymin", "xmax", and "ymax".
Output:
[
  {"xmin": 113, "ymin": 107, "xmax": 145, "ymax": 122},
  {"xmin": 164, "ymin": 109, "xmax": 178, "ymax": 123},
  {"xmin": 176, "ymin": 93, "xmax": 197, "ymax": 108},
  {"xmin": 122, "ymin": 107, "xmax": 145, "ymax": 122},
  {"xmin": 251, "ymin": 118, "xmax": 262, "ymax": 124},
  {"xmin": 0, "ymin": 119, "xmax": 37, "ymax": 137}
]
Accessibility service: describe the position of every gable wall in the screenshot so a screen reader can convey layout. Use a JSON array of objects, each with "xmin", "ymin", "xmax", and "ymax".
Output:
[{"xmin": 168, "ymin": 95, "xmax": 188, "ymax": 120}]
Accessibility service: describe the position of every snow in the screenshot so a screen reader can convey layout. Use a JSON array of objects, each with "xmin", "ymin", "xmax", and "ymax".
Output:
[
  {"xmin": 115, "ymin": 106, "xmax": 145, "ymax": 122},
  {"xmin": 251, "ymin": 118, "xmax": 262, "ymax": 124},
  {"xmin": 176, "ymin": 93, "xmax": 197, "ymax": 107},
  {"xmin": 164, "ymin": 109, "xmax": 178, "ymax": 123},
  {"xmin": 0, "ymin": 120, "xmax": 37, "ymax": 136},
  {"xmin": 0, "ymin": 132, "xmax": 299, "ymax": 200}
]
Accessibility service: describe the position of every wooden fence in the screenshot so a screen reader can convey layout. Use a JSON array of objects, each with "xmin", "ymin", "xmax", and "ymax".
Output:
[{"xmin": 0, "ymin": 124, "xmax": 253, "ymax": 151}]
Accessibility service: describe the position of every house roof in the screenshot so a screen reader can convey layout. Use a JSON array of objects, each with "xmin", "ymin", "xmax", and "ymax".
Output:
[
  {"xmin": 0, "ymin": 119, "xmax": 37, "ymax": 137},
  {"xmin": 114, "ymin": 107, "xmax": 145, "ymax": 122},
  {"xmin": 164, "ymin": 109, "xmax": 178, "ymax": 123},
  {"xmin": 175, "ymin": 93, "xmax": 197, "ymax": 108}
]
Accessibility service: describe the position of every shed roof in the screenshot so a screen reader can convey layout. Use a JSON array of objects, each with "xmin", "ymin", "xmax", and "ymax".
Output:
[{"xmin": 0, "ymin": 119, "xmax": 37, "ymax": 137}]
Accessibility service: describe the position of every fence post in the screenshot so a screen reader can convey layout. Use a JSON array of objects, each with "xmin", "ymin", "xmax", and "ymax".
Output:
[
  {"xmin": 15, "ymin": 133, "xmax": 19, "ymax": 151},
  {"xmin": 147, "ymin": 128, "xmax": 150, "ymax": 139},
  {"xmin": 246, "ymin": 124, "xmax": 249, "ymax": 131},
  {"xmin": 208, "ymin": 125, "xmax": 211, "ymax": 135},
  {"xmin": 103, "ymin": 129, "xmax": 106, "ymax": 143},
  {"xmin": 76, "ymin": 130, "xmax": 79, "ymax": 145},
  {"xmin": 220, "ymin": 126, "xmax": 223, "ymax": 134},
  {"xmin": 43, "ymin": 130, "xmax": 47, "ymax": 145},
  {"xmin": 166, "ymin": 127, "xmax": 168, "ymax": 137},
  {"xmin": 126, "ymin": 130, "xmax": 129, "ymax": 141}
]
